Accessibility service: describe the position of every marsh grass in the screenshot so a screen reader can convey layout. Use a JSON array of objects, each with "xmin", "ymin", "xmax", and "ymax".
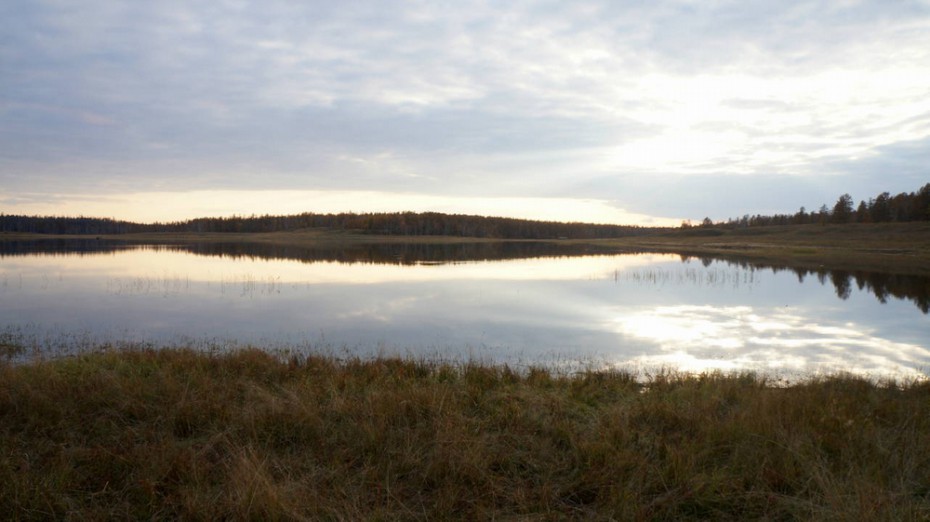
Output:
[
  {"xmin": 1, "ymin": 348, "xmax": 929, "ymax": 520},
  {"xmin": 0, "ymin": 342, "xmax": 22, "ymax": 359}
]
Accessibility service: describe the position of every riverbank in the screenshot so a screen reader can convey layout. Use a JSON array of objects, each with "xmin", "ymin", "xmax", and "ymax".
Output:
[
  {"xmin": 4, "ymin": 222, "xmax": 930, "ymax": 275},
  {"xmin": 602, "ymin": 222, "xmax": 930, "ymax": 276},
  {"xmin": 1, "ymin": 348, "xmax": 928, "ymax": 519}
]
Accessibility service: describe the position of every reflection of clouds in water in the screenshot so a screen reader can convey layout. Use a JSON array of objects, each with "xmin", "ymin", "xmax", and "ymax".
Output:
[
  {"xmin": 1, "ymin": 249, "xmax": 677, "ymax": 285},
  {"xmin": 613, "ymin": 306, "xmax": 930, "ymax": 378},
  {"xmin": 335, "ymin": 294, "xmax": 431, "ymax": 324}
]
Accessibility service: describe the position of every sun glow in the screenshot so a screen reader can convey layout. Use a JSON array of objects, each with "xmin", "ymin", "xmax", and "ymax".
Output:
[{"xmin": 0, "ymin": 190, "xmax": 682, "ymax": 227}]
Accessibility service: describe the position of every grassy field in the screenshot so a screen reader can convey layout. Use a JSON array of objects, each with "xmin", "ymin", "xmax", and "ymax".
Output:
[
  {"xmin": 2, "ymin": 348, "xmax": 928, "ymax": 520},
  {"xmin": 602, "ymin": 222, "xmax": 930, "ymax": 276}
]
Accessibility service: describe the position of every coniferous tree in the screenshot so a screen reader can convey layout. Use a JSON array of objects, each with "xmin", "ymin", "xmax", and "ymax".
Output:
[{"xmin": 832, "ymin": 194, "xmax": 854, "ymax": 223}]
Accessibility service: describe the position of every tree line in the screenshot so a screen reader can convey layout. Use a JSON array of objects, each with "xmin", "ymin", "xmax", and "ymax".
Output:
[
  {"xmin": 692, "ymin": 182, "xmax": 930, "ymax": 228},
  {"xmin": 4, "ymin": 182, "xmax": 927, "ymax": 237},
  {"xmin": 0, "ymin": 211, "xmax": 654, "ymax": 239}
]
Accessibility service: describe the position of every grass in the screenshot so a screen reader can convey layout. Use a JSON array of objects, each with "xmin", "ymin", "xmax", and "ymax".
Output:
[
  {"xmin": 2, "ymin": 348, "xmax": 928, "ymax": 520},
  {"xmin": 601, "ymin": 222, "xmax": 930, "ymax": 276}
]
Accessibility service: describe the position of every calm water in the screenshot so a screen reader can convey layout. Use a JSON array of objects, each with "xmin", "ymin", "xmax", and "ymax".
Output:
[{"xmin": 1, "ymin": 241, "xmax": 928, "ymax": 378}]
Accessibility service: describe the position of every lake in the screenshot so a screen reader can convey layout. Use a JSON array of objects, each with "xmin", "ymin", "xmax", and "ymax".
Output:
[{"xmin": 1, "ymin": 240, "xmax": 928, "ymax": 378}]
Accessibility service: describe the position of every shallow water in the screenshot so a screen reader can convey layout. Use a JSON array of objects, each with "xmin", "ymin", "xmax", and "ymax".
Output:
[{"xmin": 1, "ymin": 241, "xmax": 928, "ymax": 378}]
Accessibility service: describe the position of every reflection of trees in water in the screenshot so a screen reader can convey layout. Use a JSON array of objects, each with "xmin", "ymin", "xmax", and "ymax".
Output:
[
  {"xmin": 831, "ymin": 271, "xmax": 852, "ymax": 300},
  {"xmin": 5, "ymin": 240, "xmax": 928, "ymax": 314},
  {"xmin": 0, "ymin": 239, "xmax": 617, "ymax": 264},
  {"xmin": 156, "ymin": 241, "xmax": 619, "ymax": 265},
  {"xmin": 811, "ymin": 268, "xmax": 928, "ymax": 313},
  {"xmin": 0, "ymin": 239, "xmax": 134, "ymax": 257},
  {"xmin": 683, "ymin": 255, "xmax": 930, "ymax": 314}
]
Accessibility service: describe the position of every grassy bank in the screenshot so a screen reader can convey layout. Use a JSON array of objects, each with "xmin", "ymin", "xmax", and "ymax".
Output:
[
  {"xmin": 600, "ymin": 222, "xmax": 930, "ymax": 276},
  {"xmin": 5, "ymin": 222, "xmax": 930, "ymax": 275},
  {"xmin": 2, "ymin": 348, "xmax": 928, "ymax": 520}
]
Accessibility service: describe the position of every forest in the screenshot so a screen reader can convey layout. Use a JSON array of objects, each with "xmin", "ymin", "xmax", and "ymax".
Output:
[
  {"xmin": 700, "ymin": 182, "xmax": 930, "ymax": 228},
  {"xmin": 0, "ymin": 211, "xmax": 653, "ymax": 239}
]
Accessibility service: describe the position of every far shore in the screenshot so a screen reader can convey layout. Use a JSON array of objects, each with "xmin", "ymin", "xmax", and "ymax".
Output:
[{"xmin": 3, "ymin": 221, "xmax": 930, "ymax": 275}]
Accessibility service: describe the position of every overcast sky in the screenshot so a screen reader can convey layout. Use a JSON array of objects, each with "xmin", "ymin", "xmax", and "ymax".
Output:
[{"xmin": 3, "ymin": 1, "xmax": 930, "ymax": 225}]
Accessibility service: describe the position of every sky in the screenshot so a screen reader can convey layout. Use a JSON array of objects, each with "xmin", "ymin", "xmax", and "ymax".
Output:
[{"xmin": 2, "ymin": 0, "xmax": 930, "ymax": 226}]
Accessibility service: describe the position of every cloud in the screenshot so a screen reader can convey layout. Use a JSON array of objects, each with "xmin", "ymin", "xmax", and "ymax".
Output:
[{"xmin": 2, "ymin": 1, "xmax": 929, "ymax": 221}]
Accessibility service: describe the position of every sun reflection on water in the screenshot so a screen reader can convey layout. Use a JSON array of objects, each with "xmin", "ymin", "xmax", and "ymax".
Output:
[{"xmin": 613, "ymin": 305, "xmax": 930, "ymax": 378}]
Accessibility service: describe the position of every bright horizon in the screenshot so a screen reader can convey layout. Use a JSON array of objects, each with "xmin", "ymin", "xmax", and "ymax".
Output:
[
  {"xmin": 2, "ymin": 190, "xmax": 683, "ymax": 226},
  {"xmin": 3, "ymin": 1, "xmax": 929, "ymax": 224}
]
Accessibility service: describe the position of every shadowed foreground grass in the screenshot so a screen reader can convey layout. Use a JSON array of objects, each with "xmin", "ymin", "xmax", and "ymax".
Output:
[{"xmin": 2, "ymin": 349, "xmax": 929, "ymax": 520}]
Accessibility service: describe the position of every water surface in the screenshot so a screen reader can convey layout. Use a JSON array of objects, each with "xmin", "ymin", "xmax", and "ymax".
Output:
[{"xmin": 1, "ymin": 241, "xmax": 928, "ymax": 378}]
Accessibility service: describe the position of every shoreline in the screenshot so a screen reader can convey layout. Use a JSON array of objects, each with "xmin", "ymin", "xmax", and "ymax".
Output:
[{"xmin": 4, "ymin": 222, "xmax": 930, "ymax": 275}]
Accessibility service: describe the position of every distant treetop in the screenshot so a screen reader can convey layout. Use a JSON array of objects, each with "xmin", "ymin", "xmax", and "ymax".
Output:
[
  {"xmin": 0, "ymin": 211, "xmax": 655, "ymax": 239},
  {"xmin": 707, "ymin": 183, "xmax": 930, "ymax": 228}
]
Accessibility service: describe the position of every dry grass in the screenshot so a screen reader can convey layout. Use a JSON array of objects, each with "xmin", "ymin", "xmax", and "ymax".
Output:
[
  {"xmin": 601, "ymin": 222, "xmax": 930, "ymax": 276},
  {"xmin": 2, "ymin": 348, "xmax": 929, "ymax": 520}
]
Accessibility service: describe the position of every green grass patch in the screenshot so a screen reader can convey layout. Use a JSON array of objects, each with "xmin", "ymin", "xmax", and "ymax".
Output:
[{"xmin": 1, "ymin": 348, "xmax": 929, "ymax": 519}]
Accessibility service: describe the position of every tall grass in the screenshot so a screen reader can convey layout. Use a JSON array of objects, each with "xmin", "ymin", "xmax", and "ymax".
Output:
[{"xmin": 1, "ymin": 348, "xmax": 928, "ymax": 520}]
